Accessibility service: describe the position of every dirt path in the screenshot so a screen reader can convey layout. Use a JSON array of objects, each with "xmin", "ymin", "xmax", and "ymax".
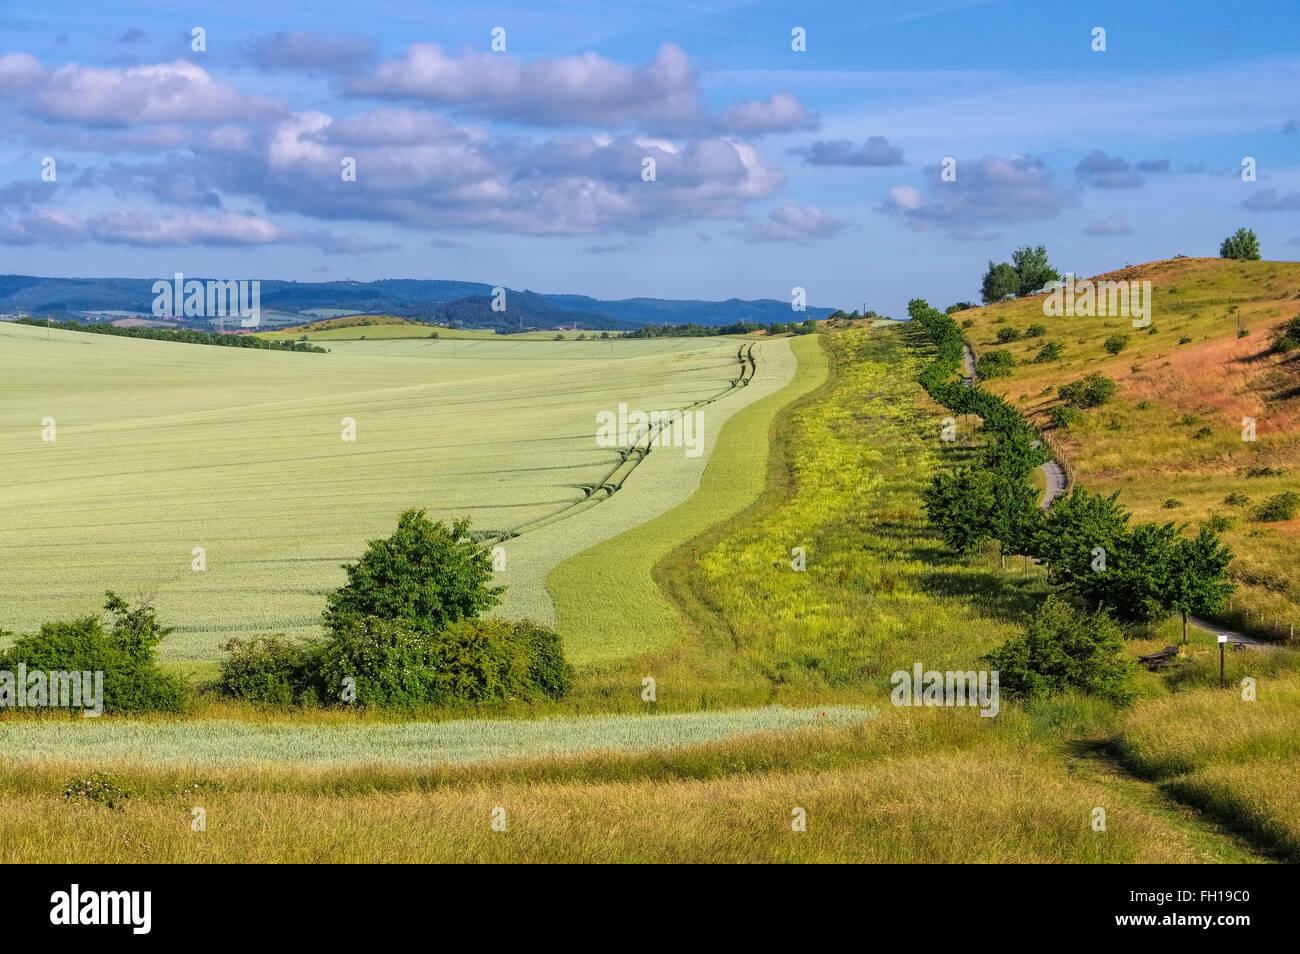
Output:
[
  {"xmin": 961, "ymin": 342, "xmax": 975, "ymax": 387},
  {"xmin": 1038, "ymin": 459, "xmax": 1067, "ymax": 509},
  {"xmin": 1188, "ymin": 615, "xmax": 1271, "ymax": 648}
]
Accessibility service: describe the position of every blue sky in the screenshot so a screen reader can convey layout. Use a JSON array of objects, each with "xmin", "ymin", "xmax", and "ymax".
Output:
[{"xmin": 1, "ymin": 0, "xmax": 1297, "ymax": 315}]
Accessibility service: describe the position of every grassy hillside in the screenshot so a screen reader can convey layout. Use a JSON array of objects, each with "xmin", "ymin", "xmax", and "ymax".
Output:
[{"xmin": 954, "ymin": 258, "xmax": 1300, "ymax": 640}]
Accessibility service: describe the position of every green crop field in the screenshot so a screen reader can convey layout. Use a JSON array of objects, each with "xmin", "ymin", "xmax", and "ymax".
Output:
[{"xmin": 0, "ymin": 320, "xmax": 788, "ymax": 660}]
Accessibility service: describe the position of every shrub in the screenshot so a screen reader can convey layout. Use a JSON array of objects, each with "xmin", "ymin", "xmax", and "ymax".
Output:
[
  {"xmin": 1058, "ymin": 372, "xmax": 1117, "ymax": 408},
  {"xmin": 313, "ymin": 616, "xmax": 572, "ymax": 707},
  {"xmin": 1103, "ymin": 334, "xmax": 1129, "ymax": 355},
  {"xmin": 512, "ymin": 618, "xmax": 574, "ymax": 699},
  {"xmin": 983, "ymin": 597, "xmax": 1137, "ymax": 706},
  {"xmin": 1205, "ymin": 513, "xmax": 1235, "ymax": 532},
  {"xmin": 1162, "ymin": 498, "xmax": 1183, "ymax": 509},
  {"xmin": 1268, "ymin": 316, "xmax": 1300, "ymax": 354},
  {"xmin": 323, "ymin": 510, "xmax": 503, "ymax": 637},
  {"xmin": 216, "ymin": 635, "xmax": 323, "ymax": 706},
  {"xmin": 1136, "ymin": 401, "xmax": 1152, "ymax": 410},
  {"xmin": 0, "ymin": 593, "xmax": 187, "ymax": 713},
  {"xmin": 995, "ymin": 327, "xmax": 1022, "ymax": 343},
  {"xmin": 1178, "ymin": 335, "xmax": 1193, "ymax": 345},
  {"xmin": 1224, "ymin": 492, "xmax": 1249, "ymax": 506},
  {"xmin": 1049, "ymin": 405, "xmax": 1080, "ymax": 429},
  {"xmin": 961, "ymin": 318, "xmax": 975, "ymax": 328},
  {"xmin": 976, "ymin": 349, "xmax": 1015, "ymax": 378},
  {"xmin": 1025, "ymin": 323, "xmax": 1047, "ymax": 338},
  {"xmin": 1192, "ymin": 426, "xmax": 1213, "ymax": 439},
  {"xmin": 1237, "ymin": 328, "xmax": 1249, "ymax": 339},
  {"xmin": 318, "ymin": 617, "xmax": 444, "ymax": 707},
  {"xmin": 1254, "ymin": 492, "xmax": 1300, "ymax": 522},
  {"xmin": 1033, "ymin": 341, "xmax": 1063, "ymax": 363}
]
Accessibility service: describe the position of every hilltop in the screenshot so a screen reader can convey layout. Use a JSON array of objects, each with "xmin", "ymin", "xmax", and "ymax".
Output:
[{"xmin": 954, "ymin": 256, "xmax": 1300, "ymax": 640}]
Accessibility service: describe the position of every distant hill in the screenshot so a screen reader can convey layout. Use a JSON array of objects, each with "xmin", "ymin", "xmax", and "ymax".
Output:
[{"xmin": 0, "ymin": 275, "xmax": 835, "ymax": 332}]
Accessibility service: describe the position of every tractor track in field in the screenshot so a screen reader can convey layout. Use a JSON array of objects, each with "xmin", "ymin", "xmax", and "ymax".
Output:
[{"xmin": 479, "ymin": 342, "xmax": 758, "ymax": 546}]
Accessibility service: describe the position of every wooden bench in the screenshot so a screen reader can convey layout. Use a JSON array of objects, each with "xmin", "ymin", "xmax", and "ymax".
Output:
[{"xmin": 1138, "ymin": 645, "xmax": 1180, "ymax": 670}]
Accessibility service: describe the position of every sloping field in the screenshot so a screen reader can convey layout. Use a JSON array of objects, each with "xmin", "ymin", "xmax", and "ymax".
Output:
[
  {"xmin": 954, "ymin": 258, "xmax": 1300, "ymax": 639},
  {"xmin": 0, "ymin": 321, "xmax": 782, "ymax": 659}
]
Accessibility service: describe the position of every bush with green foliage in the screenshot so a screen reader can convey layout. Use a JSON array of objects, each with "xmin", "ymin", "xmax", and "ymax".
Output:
[
  {"xmin": 315, "ymin": 615, "xmax": 571, "ymax": 707},
  {"xmin": 1219, "ymin": 227, "xmax": 1261, "ymax": 261},
  {"xmin": 1025, "ymin": 323, "xmax": 1047, "ymax": 338},
  {"xmin": 1033, "ymin": 341, "xmax": 1063, "ymax": 363},
  {"xmin": 323, "ymin": 510, "xmax": 503, "ymax": 636},
  {"xmin": 0, "ymin": 592, "xmax": 187, "ymax": 713},
  {"xmin": 1268, "ymin": 316, "xmax": 1300, "ymax": 354},
  {"xmin": 983, "ymin": 597, "xmax": 1137, "ymax": 706},
  {"xmin": 976, "ymin": 349, "xmax": 1015, "ymax": 378},
  {"xmin": 995, "ymin": 327, "xmax": 1022, "ymax": 343},
  {"xmin": 216, "ymin": 634, "xmax": 324, "ymax": 706},
  {"xmin": 1103, "ymin": 334, "xmax": 1129, "ymax": 355},
  {"xmin": 1049, "ymin": 405, "xmax": 1080, "ymax": 429},
  {"xmin": 1254, "ymin": 491, "xmax": 1300, "ymax": 522},
  {"xmin": 1058, "ymin": 372, "xmax": 1117, "ymax": 408}
]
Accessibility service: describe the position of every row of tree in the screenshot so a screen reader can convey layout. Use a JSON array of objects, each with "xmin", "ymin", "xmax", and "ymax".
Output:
[
  {"xmin": 909, "ymin": 298, "xmax": 1234, "ymax": 641},
  {"xmin": 16, "ymin": 317, "xmax": 326, "ymax": 352}
]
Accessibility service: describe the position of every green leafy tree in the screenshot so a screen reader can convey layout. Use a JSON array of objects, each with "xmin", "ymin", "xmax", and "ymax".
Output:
[
  {"xmin": 1102, "ymin": 521, "xmax": 1179, "ymax": 623},
  {"xmin": 921, "ymin": 468, "xmax": 996, "ymax": 553},
  {"xmin": 1219, "ymin": 227, "xmax": 1261, "ymax": 260},
  {"xmin": 991, "ymin": 477, "xmax": 1045, "ymax": 567},
  {"xmin": 1162, "ymin": 527, "xmax": 1235, "ymax": 643},
  {"xmin": 1033, "ymin": 488, "xmax": 1131, "ymax": 604},
  {"xmin": 983, "ymin": 597, "xmax": 1137, "ymax": 706},
  {"xmin": 323, "ymin": 510, "xmax": 503, "ymax": 635},
  {"xmin": 981, "ymin": 261, "xmax": 1020, "ymax": 304},
  {"xmin": 1010, "ymin": 245, "xmax": 1061, "ymax": 294}
]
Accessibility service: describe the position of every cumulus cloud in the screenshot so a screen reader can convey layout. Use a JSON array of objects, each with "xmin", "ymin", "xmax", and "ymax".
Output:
[
  {"xmin": 0, "ymin": 46, "xmax": 808, "ymax": 246},
  {"xmin": 1135, "ymin": 158, "xmax": 1170, "ymax": 173},
  {"xmin": 1083, "ymin": 214, "xmax": 1133, "ymax": 236},
  {"xmin": 792, "ymin": 136, "xmax": 903, "ymax": 167},
  {"xmin": 0, "ymin": 58, "xmax": 282, "ymax": 125},
  {"xmin": 741, "ymin": 204, "xmax": 848, "ymax": 243},
  {"xmin": 349, "ymin": 42, "xmax": 812, "ymax": 136},
  {"xmin": 349, "ymin": 42, "xmax": 704, "ymax": 130},
  {"xmin": 714, "ymin": 92, "xmax": 815, "ymax": 136},
  {"xmin": 879, "ymin": 155, "xmax": 1077, "ymax": 240},
  {"xmin": 1242, "ymin": 189, "xmax": 1300, "ymax": 211},
  {"xmin": 1075, "ymin": 151, "xmax": 1143, "ymax": 189}
]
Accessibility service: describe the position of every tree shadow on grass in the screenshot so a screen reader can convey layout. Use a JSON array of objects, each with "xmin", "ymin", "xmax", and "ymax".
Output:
[{"xmin": 916, "ymin": 566, "xmax": 1054, "ymax": 623}]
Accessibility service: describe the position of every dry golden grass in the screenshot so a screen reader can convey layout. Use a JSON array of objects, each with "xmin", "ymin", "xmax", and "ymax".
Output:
[{"xmin": 0, "ymin": 716, "xmax": 1216, "ymax": 863}]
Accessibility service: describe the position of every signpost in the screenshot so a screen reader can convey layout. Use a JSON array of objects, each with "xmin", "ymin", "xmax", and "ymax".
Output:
[{"xmin": 1219, "ymin": 633, "xmax": 1228, "ymax": 688}]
